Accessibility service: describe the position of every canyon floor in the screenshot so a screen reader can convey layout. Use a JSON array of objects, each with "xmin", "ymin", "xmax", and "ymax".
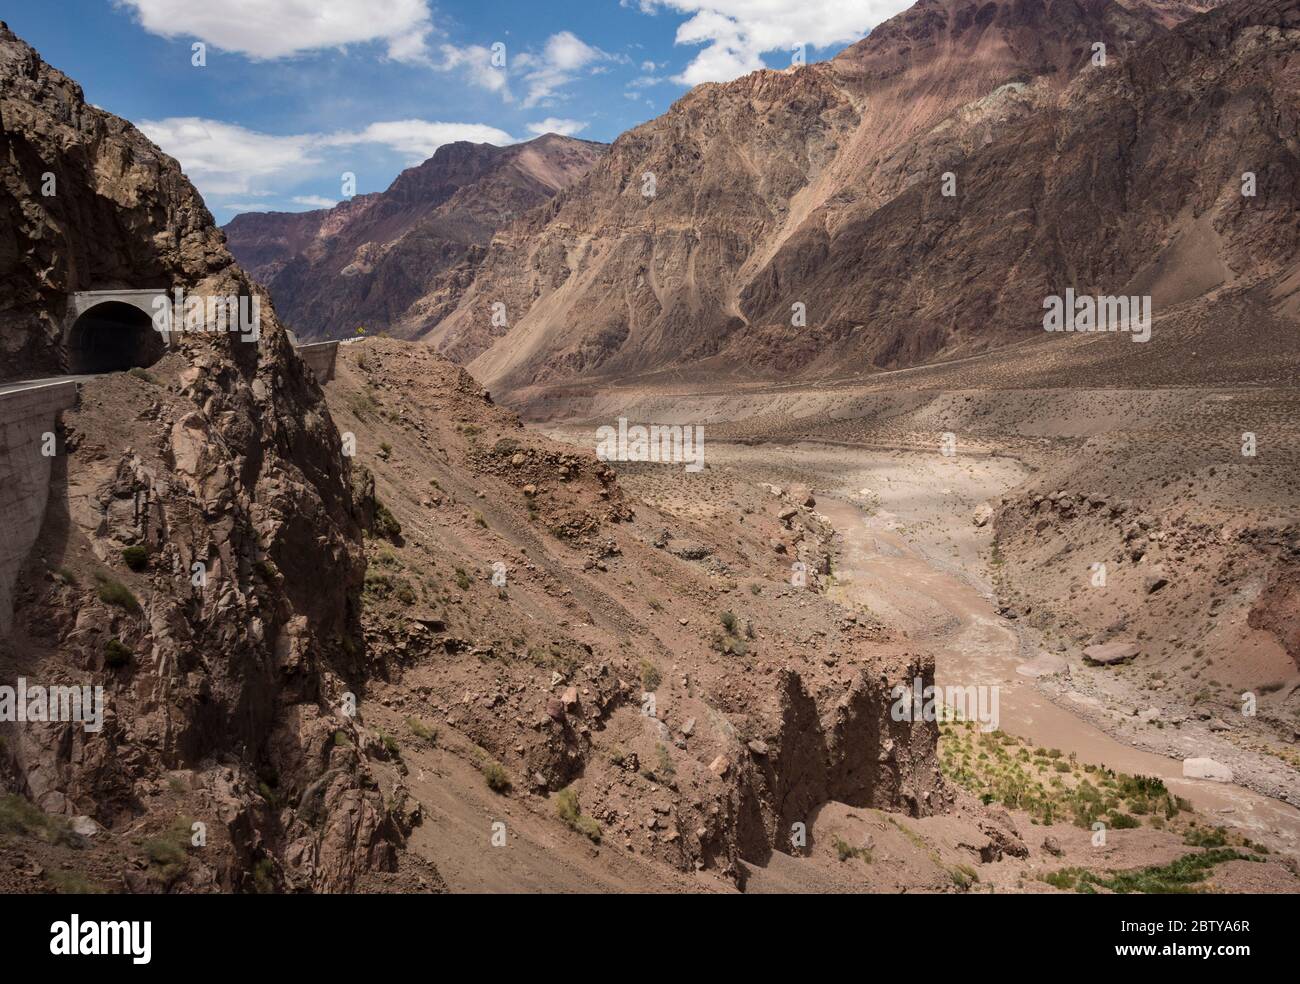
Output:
[
  {"xmin": 5, "ymin": 337, "xmax": 1298, "ymax": 894},
  {"xmin": 339, "ymin": 326, "xmax": 1300, "ymax": 893},
  {"xmin": 527, "ymin": 330, "xmax": 1300, "ymax": 891}
]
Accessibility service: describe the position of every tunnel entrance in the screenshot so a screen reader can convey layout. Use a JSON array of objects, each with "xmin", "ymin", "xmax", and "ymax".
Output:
[{"xmin": 66, "ymin": 301, "xmax": 166, "ymax": 374}]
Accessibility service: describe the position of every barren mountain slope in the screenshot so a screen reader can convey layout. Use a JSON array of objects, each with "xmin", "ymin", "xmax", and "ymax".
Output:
[
  {"xmin": 223, "ymin": 134, "xmax": 606, "ymax": 342},
  {"xmin": 317, "ymin": 339, "xmax": 951, "ymax": 887},
  {"xmin": 738, "ymin": 0, "xmax": 1300, "ymax": 374},
  {"xmin": 424, "ymin": 0, "xmax": 1276, "ymax": 400},
  {"xmin": 308, "ymin": 339, "xmax": 1300, "ymax": 892}
]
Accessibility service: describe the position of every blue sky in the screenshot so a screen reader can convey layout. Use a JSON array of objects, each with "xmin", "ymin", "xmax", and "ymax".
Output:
[{"xmin": 2, "ymin": 1, "xmax": 907, "ymax": 222}]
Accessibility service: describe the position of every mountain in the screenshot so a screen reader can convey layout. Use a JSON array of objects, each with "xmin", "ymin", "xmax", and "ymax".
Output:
[
  {"xmin": 223, "ymin": 134, "xmax": 606, "ymax": 341},
  {"xmin": 421, "ymin": 0, "xmax": 1297, "ymax": 405},
  {"xmin": 0, "ymin": 20, "xmax": 409, "ymax": 891},
  {"xmin": 1, "ymin": 24, "xmax": 965, "ymax": 892}
]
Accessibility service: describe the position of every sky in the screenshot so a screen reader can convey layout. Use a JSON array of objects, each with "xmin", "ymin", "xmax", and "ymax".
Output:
[{"xmin": 2, "ymin": 0, "xmax": 909, "ymax": 223}]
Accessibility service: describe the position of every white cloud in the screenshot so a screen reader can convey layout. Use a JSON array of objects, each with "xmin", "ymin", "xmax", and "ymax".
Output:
[
  {"xmin": 438, "ymin": 43, "xmax": 511, "ymax": 98},
  {"xmin": 628, "ymin": 74, "xmax": 667, "ymax": 90},
  {"xmin": 638, "ymin": 0, "xmax": 907, "ymax": 85},
  {"xmin": 516, "ymin": 31, "xmax": 615, "ymax": 109},
  {"xmin": 434, "ymin": 32, "xmax": 618, "ymax": 108},
  {"xmin": 526, "ymin": 118, "xmax": 589, "ymax": 137},
  {"xmin": 141, "ymin": 116, "xmax": 515, "ymax": 205},
  {"xmin": 115, "ymin": 0, "xmax": 435, "ymax": 61},
  {"xmin": 441, "ymin": 33, "xmax": 644, "ymax": 108},
  {"xmin": 137, "ymin": 118, "xmax": 319, "ymax": 196},
  {"xmin": 321, "ymin": 120, "xmax": 515, "ymax": 163},
  {"xmin": 545, "ymin": 31, "xmax": 606, "ymax": 72},
  {"xmin": 292, "ymin": 195, "xmax": 339, "ymax": 208}
]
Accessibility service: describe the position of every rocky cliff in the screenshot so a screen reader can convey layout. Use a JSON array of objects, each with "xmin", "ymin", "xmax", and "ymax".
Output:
[
  {"xmin": 0, "ymin": 22, "xmax": 224, "ymax": 380},
  {"xmin": 0, "ymin": 21, "xmax": 414, "ymax": 892}
]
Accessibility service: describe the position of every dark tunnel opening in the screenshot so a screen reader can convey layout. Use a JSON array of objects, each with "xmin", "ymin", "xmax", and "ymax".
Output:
[{"xmin": 66, "ymin": 301, "xmax": 166, "ymax": 374}]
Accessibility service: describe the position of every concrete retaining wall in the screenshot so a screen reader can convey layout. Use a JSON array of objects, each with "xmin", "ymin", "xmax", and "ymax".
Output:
[
  {"xmin": 296, "ymin": 341, "xmax": 339, "ymax": 383},
  {"xmin": 0, "ymin": 381, "xmax": 78, "ymax": 636}
]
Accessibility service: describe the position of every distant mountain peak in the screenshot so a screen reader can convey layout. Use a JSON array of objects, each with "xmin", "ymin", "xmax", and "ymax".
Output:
[{"xmin": 223, "ymin": 133, "xmax": 607, "ymax": 339}]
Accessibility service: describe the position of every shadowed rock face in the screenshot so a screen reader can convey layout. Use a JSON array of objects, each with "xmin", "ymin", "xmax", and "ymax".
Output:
[
  {"xmin": 734, "ymin": 657, "xmax": 945, "ymax": 864},
  {"xmin": 222, "ymin": 135, "xmax": 607, "ymax": 342},
  {"xmin": 0, "ymin": 21, "xmax": 229, "ymax": 382},
  {"xmin": 421, "ymin": 0, "xmax": 1297, "ymax": 406},
  {"xmin": 0, "ymin": 21, "xmax": 411, "ymax": 892}
]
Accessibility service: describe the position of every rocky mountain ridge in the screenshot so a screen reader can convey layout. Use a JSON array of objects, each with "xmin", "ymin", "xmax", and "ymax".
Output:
[
  {"xmin": 419, "ymin": 0, "xmax": 1298, "ymax": 407},
  {"xmin": 223, "ymin": 134, "xmax": 606, "ymax": 342}
]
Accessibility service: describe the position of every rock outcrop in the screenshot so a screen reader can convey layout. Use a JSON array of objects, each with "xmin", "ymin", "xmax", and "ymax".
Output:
[
  {"xmin": 0, "ymin": 21, "xmax": 413, "ymax": 892},
  {"xmin": 0, "ymin": 21, "xmax": 227, "ymax": 381}
]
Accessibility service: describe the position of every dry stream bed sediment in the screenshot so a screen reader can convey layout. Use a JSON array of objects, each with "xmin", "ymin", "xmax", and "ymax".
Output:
[{"xmin": 712, "ymin": 441, "xmax": 1300, "ymax": 856}]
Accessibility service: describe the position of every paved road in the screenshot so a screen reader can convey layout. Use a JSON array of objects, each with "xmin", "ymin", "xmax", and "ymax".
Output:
[{"xmin": 0, "ymin": 375, "xmax": 87, "ymax": 396}]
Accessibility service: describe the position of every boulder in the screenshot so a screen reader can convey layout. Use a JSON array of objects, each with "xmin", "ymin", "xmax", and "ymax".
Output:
[
  {"xmin": 1182, "ymin": 757, "xmax": 1233, "ymax": 782},
  {"xmin": 1144, "ymin": 570, "xmax": 1170, "ymax": 594},
  {"xmin": 1083, "ymin": 642, "xmax": 1139, "ymax": 666}
]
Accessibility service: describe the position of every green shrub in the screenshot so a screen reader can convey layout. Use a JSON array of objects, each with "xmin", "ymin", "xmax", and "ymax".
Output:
[
  {"xmin": 251, "ymin": 857, "xmax": 276, "ymax": 894},
  {"xmin": 1184, "ymin": 825, "xmax": 1228, "ymax": 848},
  {"xmin": 363, "ymin": 571, "xmax": 417, "ymax": 605},
  {"xmin": 95, "ymin": 574, "xmax": 141, "ymax": 614},
  {"xmin": 46, "ymin": 869, "xmax": 105, "ymax": 894},
  {"xmin": 950, "ymin": 864, "xmax": 979, "ymax": 890},
  {"xmin": 640, "ymin": 659, "xmax": 662, "ymax": 692},
  {"xmin": 105, "ymin": 638, "xmax": 132, "ymax": 668},
  {"xmin": 121, "ymin": 546, "xmax": 148, "ymax": 571},
  {"xmin": 406, "ymin": 717, "xmax": 436, "ymax": 746},
  {"xmin": 1068, "ymin": 849, "xmax": 1259, "ymax": 894},
  {"xmin": 0, "ymin": 794, "xmax": 76, "ymax": 845},
  {"xmin": 482, "ymin": 761, "xmax": 511, "ymax": 794},
  {"xmin": 372, "ymin": 502, "xmax": 401, "ymax": 540},
  {"xmin": 834, "ymin": 836, "xmax": 872, "ymax": 863},
  {"xmin": 144, "ymin": 817, "xmax": 195, "ymax": 881},
  {"xmin": 556, "ymin": 787, "xmax": 601, "ymax": 843}
]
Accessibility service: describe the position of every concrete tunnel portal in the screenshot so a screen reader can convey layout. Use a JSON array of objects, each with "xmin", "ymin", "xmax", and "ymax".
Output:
[
  {"xmin": 66, "ymin": 300, "xmax": 166, "ymax": 374},
  {"xmin": 62, "ymin": 289, "xmax": 170, "ymax": 375}
]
